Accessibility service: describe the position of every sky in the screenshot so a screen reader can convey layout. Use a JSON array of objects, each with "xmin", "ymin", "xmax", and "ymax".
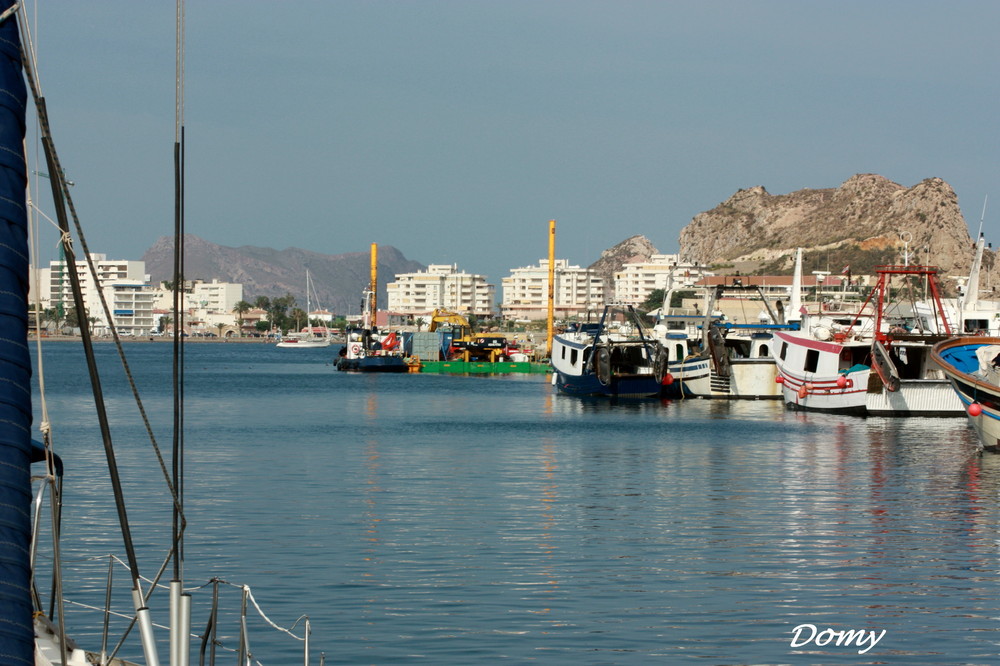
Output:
[{"xmin": 24, "ymin": 1, "xmax": 1000, "ymax": 288}]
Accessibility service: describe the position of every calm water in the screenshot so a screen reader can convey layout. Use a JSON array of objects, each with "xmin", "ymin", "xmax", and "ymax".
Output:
[{"xmin": 29, "ymin": 340, "xmax": 1000, "ymax": 664}]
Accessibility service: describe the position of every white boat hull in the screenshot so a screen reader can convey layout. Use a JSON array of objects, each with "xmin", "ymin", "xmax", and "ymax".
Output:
[{"xmin": 865, "ymin": 378, "xmax": 963, "ymax": 416}]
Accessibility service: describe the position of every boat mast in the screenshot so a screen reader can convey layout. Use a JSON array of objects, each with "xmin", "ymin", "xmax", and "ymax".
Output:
[
  {"xmin": 171, "ymin": 0, "xmax": 191, "ymax": 662},
  {"xmin": 788, "ymin": 248, "xmax": 803, "ymax": 325}
]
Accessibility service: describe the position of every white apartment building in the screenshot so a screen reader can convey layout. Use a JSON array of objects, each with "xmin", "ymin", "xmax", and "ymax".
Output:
[
  {"xmin": 613, "ymin": 254, "xmax": 713, "ymax": 306},
  {"xmin": 35, "ymin": 257, "xmax": 245, "ymax": 336},
  {"xmin": 500, "ymin": 259, "xmax": 604, "ymax": 321},
  {"xmin": 386, "ymin": 264, "xmax": 495, "ymax": 317},
  {"xmin": 41, "ymin": 254, "xmax": 155, "ymax": 335},
  {"xmin": 153, "ymin": 279, "xmax": 244, "ymax": 334}
]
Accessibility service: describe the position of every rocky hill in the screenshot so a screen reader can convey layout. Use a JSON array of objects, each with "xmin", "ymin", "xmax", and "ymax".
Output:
[
  {"xmin": 588, "ymin": 235, "xmax": 659, "ymax": 294},
  {"xmin": 143, "ymin": 235, "xmax": 425, "ymax": 315},
  {"xmin": 678, "ymin": 174, "xmax": 992, "ymax": 291}
]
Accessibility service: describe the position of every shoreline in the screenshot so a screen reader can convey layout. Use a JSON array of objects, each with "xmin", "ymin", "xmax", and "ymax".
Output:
[{"xmin": 29, "ymin": 335, "xmax": 316, "ymax": 344}]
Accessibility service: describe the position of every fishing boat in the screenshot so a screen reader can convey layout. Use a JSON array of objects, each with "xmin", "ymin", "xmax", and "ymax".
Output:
[
  {"xmin": 774, "ymin": 264, "xmax": 963, "ymax": 416},
  {"xmin": 932, "ymin": 336, "xmax": 1000, "ymax": 451},
  {"xmin": 8, "ymin": 4, "xmax": 319, "ymax": 662},
  {"xmin": 551, "ymin": 305, "xmax": 665, "ymax": 398},
  {"xmin": 682, "ymin": 281, "xmax": 797, "ymax": 399},
  {"xmin": 647, "ymin": 285, "xmax": 725, "ymax": 399},
  {"xmin": 276, "ymin": 269, "xmax": 331, "ymax": 348},
  {"xmin": 336, "ymin": 243, "xmax": 408, "ymax": 372}
]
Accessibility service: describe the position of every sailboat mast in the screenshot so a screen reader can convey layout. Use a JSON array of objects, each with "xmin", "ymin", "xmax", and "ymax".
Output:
[{"xmin": 170, "ymin": 1, "xmax": 191, "ymax": 663}]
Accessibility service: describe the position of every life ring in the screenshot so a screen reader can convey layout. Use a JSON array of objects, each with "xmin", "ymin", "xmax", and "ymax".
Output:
[{"xmin": 350, "ymin": 343, "xmax": 362, "ymax": 355}]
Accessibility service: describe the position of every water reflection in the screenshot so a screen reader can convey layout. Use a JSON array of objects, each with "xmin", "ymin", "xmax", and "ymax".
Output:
[{"xmin": 31, "ymin": 344, "xmax": 1000, "ymax": 663}]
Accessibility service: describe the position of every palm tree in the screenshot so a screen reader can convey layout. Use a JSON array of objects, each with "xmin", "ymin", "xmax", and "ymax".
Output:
[
  {"xmin": 233, "ymin": 300, "xmax": 251, "ymax": 336},
  {"xmin": 216, "ymin": 322, "xmax": 226, "ymax": 338},
  {"xmin": 415, "ymin": 317, "xmax": 426, "ymax": 332},
  {"xmin": 289, "ymin": 307, "xmax": 306, "ymax": 333}
]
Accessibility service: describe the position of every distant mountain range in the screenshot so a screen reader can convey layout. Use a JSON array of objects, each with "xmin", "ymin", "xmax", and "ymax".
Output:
[{"xmin": 142, "ymin": 235, "xmax": 425, "ymax": 315}]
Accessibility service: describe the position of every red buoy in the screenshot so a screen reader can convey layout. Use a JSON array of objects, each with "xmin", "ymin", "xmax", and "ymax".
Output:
[
  {"xmin": 797, "ymin": 386, "xmax": 808, "ymax": 400},
  {"xmin": 836, "ymin": 375, "xmax": 848, "ymax": 389},
  {"xmin": 968, "ymin": 403, "xmax": 983, "ymax": 417},
  {"xmin": 775, "ymin": 375, "xmax": 785, "ymax": 384},
  {"xmin": 662, "ymin": 373, "xmax": 674, "ymax": 386}
]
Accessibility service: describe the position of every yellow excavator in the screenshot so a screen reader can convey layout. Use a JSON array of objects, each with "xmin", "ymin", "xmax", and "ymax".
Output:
[{"xmin": 428, "ymin": 309, "xmax": 508, "ymax": 362}]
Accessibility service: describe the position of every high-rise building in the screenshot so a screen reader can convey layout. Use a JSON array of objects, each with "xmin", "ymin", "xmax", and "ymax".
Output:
[
  {"xmin": 387, "ymin": 264, "xmax": 495, "ymax": 317},
  {"xmin": 500, "ymin": 259, "xmax": 604, "ymax": 321},
  {"xmin": 614, "ymin": 254, "xmax": 711, "ymax": 306}
]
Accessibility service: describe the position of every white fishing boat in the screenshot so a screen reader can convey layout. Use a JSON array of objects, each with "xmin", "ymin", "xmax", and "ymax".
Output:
[
  {"xmin": 6, "ymin": 4, "xmax": 320, "ymax": 662},
  {"xmin": 649, "ymin": 287, "xmax": 713, "ymax": 398},
  {"xmin": 774, "ymin": 264, "xmax": 963, "ymax": 416},
  {"xmin": 690, "ymin": 281, "xmax": 797, "ymax": 399}
]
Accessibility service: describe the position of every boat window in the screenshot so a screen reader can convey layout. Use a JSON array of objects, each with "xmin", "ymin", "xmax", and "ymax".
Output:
[
  {"xmin": 964, "ymin": 319, "xmax": 989, "ymax": 333},
  {"xmin": 759, "ymin": 343, "xmax": 769, "ymax": 358},
  {"xmin": 561, "ymin": 346, "xmax": 566, "ymax": 360},
  {"xmin": 779, "ymin": 342, "xmax": 787, "ymax": 360},
  {"xmin": 675, "ymin": 343, "xmax": 685, "ymax": 360},
  {"xmin": 570, "ymin": 349, "xmax": 578, "ymax": 366},
  {"xmin": 804, "ymin": 349, "xmax": 819, "ymax": 373}
]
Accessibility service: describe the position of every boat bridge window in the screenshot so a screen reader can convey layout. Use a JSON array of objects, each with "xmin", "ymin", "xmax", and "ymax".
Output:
[
  {"xmin": 804, "ymin": 349, "xmax": 819, "ymax": 373},
  {"xmin": 779, "ymin": 341, "xmax": 787, "ymax": 361},
  {"xmin": 570, "ymin": 349, "xmax": 578, "ymax": 366},
  {"xmin": 964, "ymin": 319, "xmax": 989, "ymax": 333}
]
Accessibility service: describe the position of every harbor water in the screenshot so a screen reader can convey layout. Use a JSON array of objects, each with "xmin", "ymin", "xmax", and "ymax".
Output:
[{"xmin": 30, "ymin": 341, "xmax": 1000, "ymax": 664}]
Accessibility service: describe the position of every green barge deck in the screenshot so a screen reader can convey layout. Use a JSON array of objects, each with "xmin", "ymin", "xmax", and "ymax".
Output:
[{"xmin": 417, "ymin": 360, "xmax": 551, "ymax": 375}]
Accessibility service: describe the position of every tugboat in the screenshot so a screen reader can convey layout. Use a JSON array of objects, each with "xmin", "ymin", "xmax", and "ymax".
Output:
[{"xmin": 336, "ymin": 243, "xmax": 408, "ymax": 372}]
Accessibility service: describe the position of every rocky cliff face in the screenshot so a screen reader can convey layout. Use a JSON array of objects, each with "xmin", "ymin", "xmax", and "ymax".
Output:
[
  {"xmin": 143, "ymin": 235, "xmax": 425, "ymax": 315},
  {"xmin": 588, "ymin": 235, "xmax": 659, "ymax": 295},
  {"xmin": 678, "ymin": 174, "xmax": 989, "ymax": 289}
]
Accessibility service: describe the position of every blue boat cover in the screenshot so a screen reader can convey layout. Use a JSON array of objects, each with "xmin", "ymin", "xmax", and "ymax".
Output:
[{"xmin": 0, "ymin": 1, "xmax": 32, "ymax": 662}]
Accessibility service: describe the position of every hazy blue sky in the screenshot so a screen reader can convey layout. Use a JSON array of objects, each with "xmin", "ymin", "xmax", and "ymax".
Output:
[{"xmin": 26, "ymin": 1, "xmax": 1000, "ymax": 286}]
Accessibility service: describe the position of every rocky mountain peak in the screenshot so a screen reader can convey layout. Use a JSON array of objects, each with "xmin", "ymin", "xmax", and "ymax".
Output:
[
  {"xmin": 588, "ymin": 235, "xmax": 659, "ymax": 294},
  {"xmin": 677, "ymin": 174, "xmax": 983, "ymax": 289}
]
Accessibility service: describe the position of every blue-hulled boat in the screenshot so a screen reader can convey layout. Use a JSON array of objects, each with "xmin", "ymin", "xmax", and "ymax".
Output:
[
  {"xmin": 932, "ymin": 336, "xmax": 1000, "ymax": 451},
  {"xmin": 551, "ymin": 305, "xmax": 665, "ymax": 398}
]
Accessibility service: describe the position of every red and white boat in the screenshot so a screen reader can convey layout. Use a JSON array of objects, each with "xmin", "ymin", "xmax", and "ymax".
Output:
[{"xmin": 774, "ymin": 264, "xmax": 964, "ymax": 416}]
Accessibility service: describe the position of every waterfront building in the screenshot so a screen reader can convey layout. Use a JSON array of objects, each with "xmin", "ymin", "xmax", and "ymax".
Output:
[
  {"xmin": 613, "ymin": 254, "xmax": 713, "ymax": 306},
  {"xmin": 39, "ymin": 254, "xmax": 154, "ymax": 335},
  {"xmin": 386, "ymin": 264, "xmax": 495, "ymax": 317},
  {"xmin": 151, "ymin": 278, "xmax": 244, "ymax": 335},
  {"xmin": 500, "ymin": 259, "xmax": 604, "ymax": 321}
]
